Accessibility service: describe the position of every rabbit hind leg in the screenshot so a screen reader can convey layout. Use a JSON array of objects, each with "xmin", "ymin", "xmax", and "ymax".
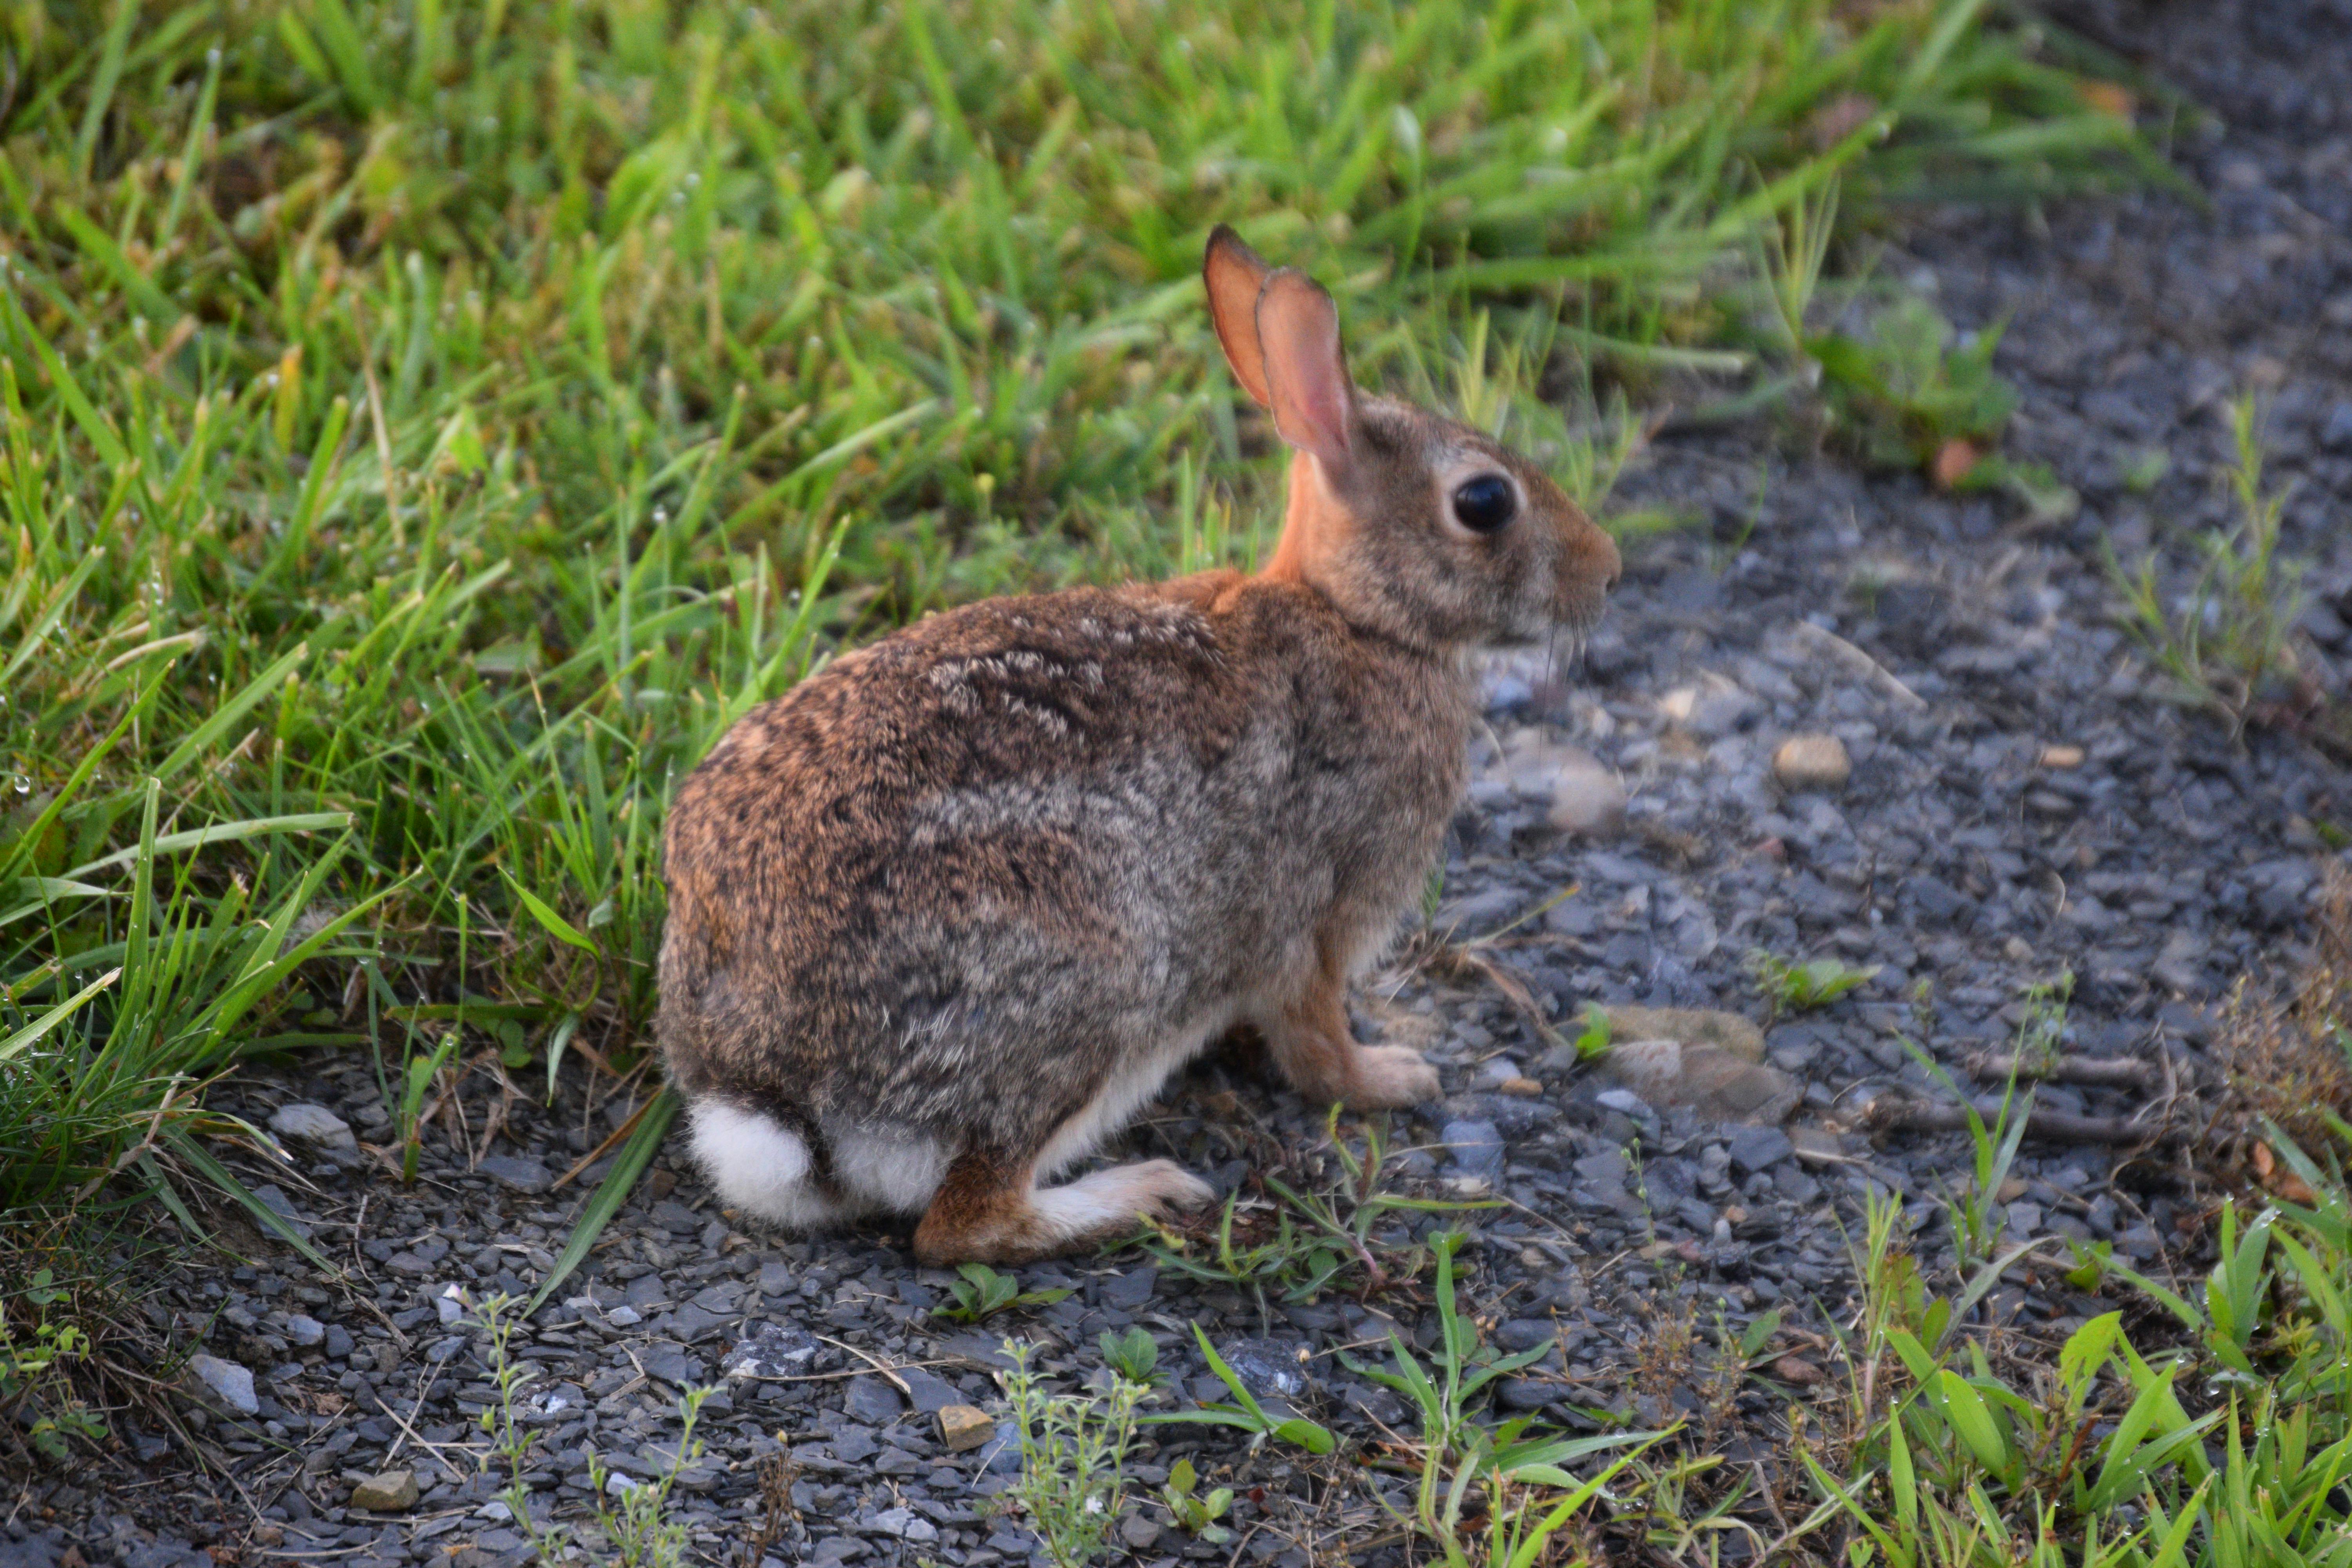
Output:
[
  {"xmin": 912, "ymin": 1145, "xmax": 1212, "ymax": 1266},
  {"xmin": 1260, "ymin": 943, "xmax": 1440, "ymax": 1110}
]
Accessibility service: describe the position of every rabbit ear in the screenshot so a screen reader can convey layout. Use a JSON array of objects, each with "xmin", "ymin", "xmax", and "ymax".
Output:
[
  {"xmin": 1203, "ymin": 225, "xmax": 1274, "ymax": 408},
  {"xmin": 1255, "ymin": 269, "xmax": 1354, "ymax": 467}
]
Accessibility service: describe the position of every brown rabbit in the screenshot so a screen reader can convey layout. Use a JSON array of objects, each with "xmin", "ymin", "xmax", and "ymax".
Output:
[{"xmin": 657, "ymin": 226, "xmax": 1621, "ymax": 1264}]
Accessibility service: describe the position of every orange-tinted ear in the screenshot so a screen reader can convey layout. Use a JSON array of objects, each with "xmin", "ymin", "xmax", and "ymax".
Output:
[
  {"xmin": 1203, "ymin": 225, "xmax": 1273, "ymax": 408},
  {"xmin": 1255, "ymin": 269, "xmax": 1353, "ymax": 467}
]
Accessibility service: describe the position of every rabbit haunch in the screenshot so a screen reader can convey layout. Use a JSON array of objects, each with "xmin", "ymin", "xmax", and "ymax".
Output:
[{"xmin": 656, "ymin": 225, "xmax": 1619, "ymax": 1264}]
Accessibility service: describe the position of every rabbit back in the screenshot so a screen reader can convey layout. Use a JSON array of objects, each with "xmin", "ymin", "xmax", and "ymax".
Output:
[{"xmin": 658, "ymin": 571, "xmax": 1470, "ymax": 1183}]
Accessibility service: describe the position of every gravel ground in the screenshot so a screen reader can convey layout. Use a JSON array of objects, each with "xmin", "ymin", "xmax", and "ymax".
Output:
[{"xmin": 10, "ymin": 4, "xmax": 2352, "ymax": 1565}]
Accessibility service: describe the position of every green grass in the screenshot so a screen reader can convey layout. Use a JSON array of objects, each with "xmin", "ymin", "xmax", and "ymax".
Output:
[
  {"xmin": 1791, "ymin": 1153, "xmax": 2352, "ymax": 1568},
  {"xmin": 0, "ymin": 0, "xmax": 2150, "ymax": 1259},
  {"xmin": 2112, "ymin": 392, "xmax": 2308, "ymax": 728}
]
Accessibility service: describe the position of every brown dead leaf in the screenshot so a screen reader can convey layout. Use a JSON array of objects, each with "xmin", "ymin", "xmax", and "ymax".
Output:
[
  {"xmin": 2256, "ymin": 1141, "xmax": 2317, "ymax": 1204},
  {"xmin": 1772, "ymin": 1355, "xmax": 1825, "ymax": 1387},
  {"xmin": 1807, "ymin": 93, "xmax": 1879, "ymax": 150},
  {"xmin": 2076, "ymin": 80, "xmax": 2136, "ymax": 119},
  {"xmin": 1931, "ymin": 438, "xmax": 1981, "ymax": 490}
]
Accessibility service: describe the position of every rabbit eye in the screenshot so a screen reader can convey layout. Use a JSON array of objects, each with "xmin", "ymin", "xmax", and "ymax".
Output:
[{"xmin": 1451, "ymin": 473, "xmax": 1516, "ymax": 534}]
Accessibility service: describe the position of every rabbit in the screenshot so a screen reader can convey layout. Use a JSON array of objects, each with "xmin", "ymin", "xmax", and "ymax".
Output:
[{"xmin": 656, "ymin": 225, "xmax": 1621, "ymax": 1265}]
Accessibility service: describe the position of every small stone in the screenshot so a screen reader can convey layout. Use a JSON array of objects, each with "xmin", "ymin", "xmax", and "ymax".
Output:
[
  {"xmin": 1546, "ymin": 758, "xmax": 1627, "ymax": 837},
  {"xmin": 870, "ymin": 1508, "xmax": 938, "ymax": 1543},
  {"xmin": 476, "ymin": 1154, "xmax": 551, "ymax": 1194},
  {"xmin": 1439, "ymin": 1120, "xmax": 1506, "ymax": 1181},
  {"xmin": 1662, "ymin": 674, "xmax": 1761, "ymax": 738},
  {"xmin": 1788, "ymin": 1124, "xmax": 1848, "ymax": 1165},
  {"xmin": 1725, "ymin": 1125, "xmax": 1794, "ymax": 1176},
  {"xmin": 249, "ymin": 1183, "xmax": 312, "ymax": 1236},
  {"xmin": 350, "ymin": 1471, "xmax": 419, "ymax": 1512},
  {"xmin": 1573, "ymin": 1006, "xmax": 1766, "ymax": 1065},
  {"xmin": 938, "ymin": 1405, "xmax": 994, "ymax": 1452},
  {"xmin": 1772, "ymin": 735, "xmax": 1851, "ymax": 791},
  {"xmin": 186, "ymin": 1353, "xmax": 258, "ymax": 1416},
  {"xmin": 1543, "ymin": 1006, "xmax": 1769, "ymax": 1081},
  {"xmin": 843, "ymin": 1374, "xmax": 906, "ymax": 1425},
  {"xmin": 268, "ymin": 1103, "xmax": 357, "ymax": 1152},
  {"xmin": 1120, "ymin": 1512, "xmax": 1163, "ymax": 1551},
  {"xmin": 1218, "ymin": 1339, "xmax": 1311, "ymax": 1402},
  {"xmin": 2322, "ymin": 400, "xmax": 2352, "ymax": 452},
  {"xmin": 2026, "ymin": 788, "xmax": 2077, "ymax": 818},
  {"xmin": 285, "ymin": 1314, "xmax": 325, "ymax": 1348},
  {"xmin": 1771, "ymin": 1356, "xmax": 1824, "ymax": 1387},
  {"xmin": 1470, "ymin": 1055, "xmax": 1526, "ymax": 1089},
  {"xmin": 1497, "ymin": 1076, "xmax": 1544, "ymax": 1097},
  {"xmin": 896, "ymin": 1367, "xmax": 963, "ymax": 1415},
  {"xmin": 1597, "ymin": 1041, "xmax": 1799, "ymax": 1125},
  {"xmin": 2038, "ymin": 744, "xmax": 2085, "ymax": 769}
]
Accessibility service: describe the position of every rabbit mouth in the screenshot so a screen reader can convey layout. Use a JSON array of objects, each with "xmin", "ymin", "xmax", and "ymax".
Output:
[{"xmin": 1488, "ymin": 593, "xmax": 1606, "ymax": 653}]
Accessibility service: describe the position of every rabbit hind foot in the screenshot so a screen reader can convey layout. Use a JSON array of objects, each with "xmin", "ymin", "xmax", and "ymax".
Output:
[{"xmin": 913, "ymin": 1149, "xmax": 1212, "ymax": 1266}]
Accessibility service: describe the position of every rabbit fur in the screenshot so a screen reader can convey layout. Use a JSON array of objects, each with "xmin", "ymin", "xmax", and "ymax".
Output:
[{"xmin": 657, "ymin": 226, "xmax": 1621, "ymax": 1263}]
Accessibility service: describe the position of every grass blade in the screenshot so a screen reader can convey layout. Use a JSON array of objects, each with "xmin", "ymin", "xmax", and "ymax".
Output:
[
  {"xmin": 166, "ymin": 1128, "xmax": 341, "ymax": 1275},
  {"xmin": 0, "ymin": 966, "xmax": 120, "ymax": 1065},
  {"xmin": 529, "ymin": 1085, "xmax": 679, "ymax": 1312}
]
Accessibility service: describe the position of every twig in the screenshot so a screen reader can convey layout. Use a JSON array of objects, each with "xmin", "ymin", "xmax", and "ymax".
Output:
[
  {"xmin": 1963, "ymin": 1051, "xmax": 2159, "ymax": 1090},
  {"xmin": 379, "ymin": 1359, "xmax": 470, "ymax": 1470},
  {"xmin": 552, "ymin": 1094, "xmax": 652, "ymax": 1191},
  {"xmin": 1786, "ymin": 620, "xmax": 1926, "ymax": 710},
  {"xmin": 729, "ymin": 1359, "xmax": 961, "ymax": 1387},
  {"xmin": 1860, "ymin": 1094, "xmax": 2181, "ymax": 1145},
  {"xmin": 1437, "ymin": 945, "xmax": 1573, "ymax": 1056},
  {"xmin": 814, "ymin": 1334, "xmax": 913, "ymax": 1398}
]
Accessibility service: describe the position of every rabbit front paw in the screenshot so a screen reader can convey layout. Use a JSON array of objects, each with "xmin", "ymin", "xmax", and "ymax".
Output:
[{"xmin": 1345, "ymin": 1045, "xmax": 1442, "ymax": 1109}]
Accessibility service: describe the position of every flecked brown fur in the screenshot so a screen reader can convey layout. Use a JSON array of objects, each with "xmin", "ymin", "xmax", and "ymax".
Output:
[{"xmin": 657, "ymin": 225, "xmax": 1619, "ymax": 1261}]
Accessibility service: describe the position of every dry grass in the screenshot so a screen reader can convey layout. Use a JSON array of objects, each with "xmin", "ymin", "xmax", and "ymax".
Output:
[{"xmin": 2214, "ymin": 862, "xmax": 2352, "ymax": 1158}]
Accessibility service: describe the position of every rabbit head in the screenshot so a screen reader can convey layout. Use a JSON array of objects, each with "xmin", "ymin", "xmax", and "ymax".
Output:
[{"xmin": 1204, "ymin": 224, "xmax": 1621, "ymax": 654}]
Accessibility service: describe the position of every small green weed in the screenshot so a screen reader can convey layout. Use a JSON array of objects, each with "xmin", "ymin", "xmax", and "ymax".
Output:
[
  {"xmin": 2120, "ymin": 446, "xmax": 2171, "ymax": 493},
  {"xmin": 476, "ymin": 1294, "xmax": 714, "ymax": 1568},
  {"xmin": 1571, "ymin": 1005, "xmax": 1614, "ymax": 1063},
  {"xmin": 2013, "ymin": 969, "xmax": 2075, "ymax": 1073},
  {"xmin": 1097, "ymin": 1326, "xmax": 1167, "ymax": 1391},
  {"xmin": 1811, "ymin": 295, "xmax": 2017, "ymax": 472},
  {"xmin": 1158, "ymin": 1457, "xmax": 1234, "ymax": 1544},
  {"xmin": 1915, "ymin": 973, "xmax": 2067, "ymax": 1267},
  {"xmin": 2113, "ymin": 394, "xmax": 2308, "ymax": 726},
  {"xmin": 934, "ymin": 1263, "xmax": 1073, "ymax": 1325},
  {"xmin": 1141, "ymin": 1324, "xmax": 1335, "ymax": 1455},
  {"xmin": 1142, "ymin": 1109, "xmax": 1485, "ymax": 1305},
  {"xmin": 0, "ymin": 1271, "xmax": 101, "ymax": 1464},
  {"xmin": 999, "ymin": 1339, "xmax": 1147, "ymax": 1568},
  {"xmin": 1806, "ymin": 294, "xmax": 2078, "ymax": 523},
  {"xmin": 1747, "ymin": 950, "xmax": 1880, "ymax": 1016},
  {"xmin": 1346, "ymin": 1232, "xmax": 1664, "ymax": 1564}
]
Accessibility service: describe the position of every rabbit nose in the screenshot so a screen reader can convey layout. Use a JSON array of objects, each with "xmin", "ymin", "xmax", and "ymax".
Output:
[{"xmin": 1589, "ymin": 527, "xmax": 1624, "ymax": 591}]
